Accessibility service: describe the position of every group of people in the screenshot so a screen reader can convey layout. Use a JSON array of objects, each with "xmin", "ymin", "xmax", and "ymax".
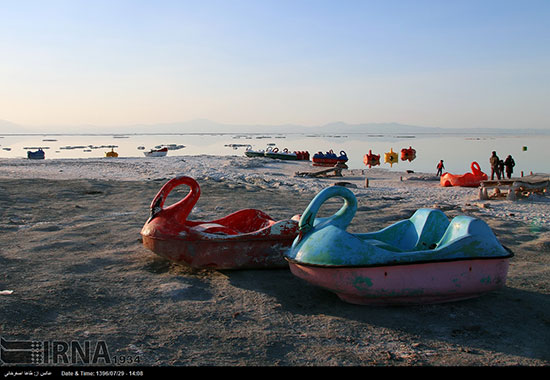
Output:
[
  {"xmin": 435, "ymin": 151, "xmax": 516, "ymax": 180},
  {"xmin": 490, "ymin": 151, "xmax": 515, "ymax": 180}
]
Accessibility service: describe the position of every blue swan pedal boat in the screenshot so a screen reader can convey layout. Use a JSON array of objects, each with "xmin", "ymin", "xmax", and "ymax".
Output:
[{"xmin": 285, "ymin": 186, "xmax": 513, "ymax": 305}]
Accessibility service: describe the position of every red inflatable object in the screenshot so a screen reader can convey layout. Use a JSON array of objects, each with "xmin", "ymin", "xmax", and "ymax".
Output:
[
  {"xmin": 141, "ymin": 176, "xmax": 300, "ymax": 269},
  {"xmin": 363, "ymin": 150, "xmax": 380, "ymax": 168},
  {"xmin": 401, "ymin": 146, "xmax": 416, "ymax": 162},
  {"xmin": 440, "ymin": 162, "xmax": 488, "ymax": 187}
]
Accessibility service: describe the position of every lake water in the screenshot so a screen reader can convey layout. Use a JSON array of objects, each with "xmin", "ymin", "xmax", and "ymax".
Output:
[{"xmin": 0, "ymin": 132, "xmax": 548, "ymax": 176}]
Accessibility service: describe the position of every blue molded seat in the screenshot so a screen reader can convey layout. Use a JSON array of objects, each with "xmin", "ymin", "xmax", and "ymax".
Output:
[{"xmin": 356, "ymin": 209, "xmax": 450, "ymax": 252}]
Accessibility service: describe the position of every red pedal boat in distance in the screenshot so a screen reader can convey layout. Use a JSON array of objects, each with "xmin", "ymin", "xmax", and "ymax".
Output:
[
  {"xmin": 363, "ymin": 150, "xmax": 380, "ymax": 168},
  {"xmin": 400, "ymin": 146, "xmax": 416, "ymax": 162},
  {"xmin": 140, "ymin": 176, "xmax": 300, "ymax": 269}
]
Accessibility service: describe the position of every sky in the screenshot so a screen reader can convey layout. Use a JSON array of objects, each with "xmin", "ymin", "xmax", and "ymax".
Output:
[{"xmin": 0, "ymin": 0, "xmax": 549, "ymax": 130}]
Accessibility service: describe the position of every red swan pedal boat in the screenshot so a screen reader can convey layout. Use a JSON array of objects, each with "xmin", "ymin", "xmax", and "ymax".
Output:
[
  {"xmin": 440, "ymin": 161, "xmax": 488, "ymax": 187},
  {"xmin": 140, "ymin": 176, "xmax": 300, "ymax": 269}
]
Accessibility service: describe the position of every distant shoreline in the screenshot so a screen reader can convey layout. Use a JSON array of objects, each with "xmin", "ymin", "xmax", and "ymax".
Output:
[
  {"xmin": 1, "ymin": 130, "xmax": 550, "ymax": 137},
  {"xmin": 2, "ymin": 118, "xmax": 549, "ymax": 136}
]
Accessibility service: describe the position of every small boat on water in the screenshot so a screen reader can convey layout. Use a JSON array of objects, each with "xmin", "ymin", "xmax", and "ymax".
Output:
[
  {"xmin": 140, "ymin": 176, "xmax": 301, "ymax": 269},
  {"xmin": 105, "ymin": 148, "xmax": 118, "ymax": 157},
  {"xmin": 312, "ymin": 150, "xmax": 348, "ymax": 166},
  {"xmin": 27, "ymin": 149, "xmax": 45, "ymax": 160},
  {"xmin": 144, "ymin": 147, "xmax": 168, "ymax": 157},
  {"xmin": 440, "ymin": 162, "xmax": 488, "ymax": 187},
  {"xmin": 165, "ymin": 144, "xmax": 185, "ymax": 151},
  {"xmin": 285, "ymin": 186, "xmax": 513, "ymax": 305}
]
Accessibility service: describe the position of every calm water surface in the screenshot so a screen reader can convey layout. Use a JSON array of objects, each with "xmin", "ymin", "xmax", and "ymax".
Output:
[{"xmin": 0, "ymin": 132, "xmax": 547, "ymax": 176}]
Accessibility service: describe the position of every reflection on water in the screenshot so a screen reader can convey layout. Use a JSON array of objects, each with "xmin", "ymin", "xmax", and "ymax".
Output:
[{"xmin": 0, "ymin": 132, "xmax": 547, "ymax": 175}]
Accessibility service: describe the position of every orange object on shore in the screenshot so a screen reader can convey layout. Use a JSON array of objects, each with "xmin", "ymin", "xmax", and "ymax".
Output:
[
  {"xmin": 363, "ymin": 150, "xmax": 380, "ymax": 168},
  {"xmin": 384, "ymin": 148, "xmax": 398, "ymax": 167},
  {"xmin": 400, "ymin": 146, "xmax": 416, "ymax": 162},
  {"xmin": 440, "ymin": 162, "xmax": 488, "ymax": 187}
]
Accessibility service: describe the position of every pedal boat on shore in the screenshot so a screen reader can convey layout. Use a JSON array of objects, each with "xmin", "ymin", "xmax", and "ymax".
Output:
[
  {"xmin": 141, "ymin": 176, "xmax": 301, "ymax": 269},
  {"xmin": 440, "ymin": 161, "xmax": 488, "ymax": 187},
  {"xmin": 285, "ymin": 186, "xmax": 513, "ymax": 305},
  {"xmin": 264, "ymin": 147, "xmax": 298, "ymax": 160},
  {"xmin": 244, "ymin": 146, "xmax": 266, "ymax": 157},
  {"xmin": 312, "ymin": 150, "xmax": 348, "ymax": 167}
]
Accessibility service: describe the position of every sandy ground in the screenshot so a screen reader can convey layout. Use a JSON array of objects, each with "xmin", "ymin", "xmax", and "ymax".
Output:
[{"xmin": 0, "ymin": 156, "xmax": 549, "ymax": 366}]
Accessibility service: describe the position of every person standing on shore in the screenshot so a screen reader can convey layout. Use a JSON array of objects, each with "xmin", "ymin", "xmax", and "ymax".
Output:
[
  {"xmin": 436, "ymin": 160, "xmax": 445, "ymax": 176},
  {"xmin": 490, "ymin": 151, "xmax": 500, "ymax": 180},
  {"xmin": 498, "ymin": 159, "xmax": 505, "ymax": 179},
  {"xmin": 504, "ymin": 155, "xmax": 515, "ymax": 179}
]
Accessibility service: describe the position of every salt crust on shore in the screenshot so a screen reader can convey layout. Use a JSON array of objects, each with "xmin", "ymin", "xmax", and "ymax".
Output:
[
  {"xmin": 0, "ymin": 155, "xmax": 548, "ymax": 227},
  {"xmin": 1, "ymin": 155, "xmax": 549, "ymax": 366}
]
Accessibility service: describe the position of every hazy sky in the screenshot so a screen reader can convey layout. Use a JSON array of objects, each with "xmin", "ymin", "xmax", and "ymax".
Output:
[{"xmin": 1, "ymin": 0, "xmax": 549, "ymax": 129}]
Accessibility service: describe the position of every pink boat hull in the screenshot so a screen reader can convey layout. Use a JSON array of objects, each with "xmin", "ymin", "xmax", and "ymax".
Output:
[{"xmin": 288, "ymin": 258, "xmax": 510, "ymax": 305}]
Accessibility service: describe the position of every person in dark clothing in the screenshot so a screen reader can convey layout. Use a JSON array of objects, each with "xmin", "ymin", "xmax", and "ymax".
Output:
[
  {"xmin": 489, "ymin": 151, "xmax": 500, "ymax": 180},
  {"xmin": 436, "ymin": 160, "xmax": 445, "ymax": 176},
  {"xmin": 504, "ymin": 155, "xmax": 515, "ymax": 179},
  {"xmin": 498, "ymin": 159, "xmax": 505, "ymax": 179}
]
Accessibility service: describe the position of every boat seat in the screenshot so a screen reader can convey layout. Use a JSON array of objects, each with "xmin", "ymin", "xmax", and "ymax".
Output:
[
  {"xmin": 410, "ymin": 209, "xmax": 450, "ymax": 250},
  {"xmin": 435, "ymin": 215, "xmax": 486, "ymax": 249},
  {"xmin": 356, "ymin": 209, "xmax": 449, "ymax": 252},
  {"xmin": 356, "ymin": 219, "xmax": 416, "ymax": 251}
]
